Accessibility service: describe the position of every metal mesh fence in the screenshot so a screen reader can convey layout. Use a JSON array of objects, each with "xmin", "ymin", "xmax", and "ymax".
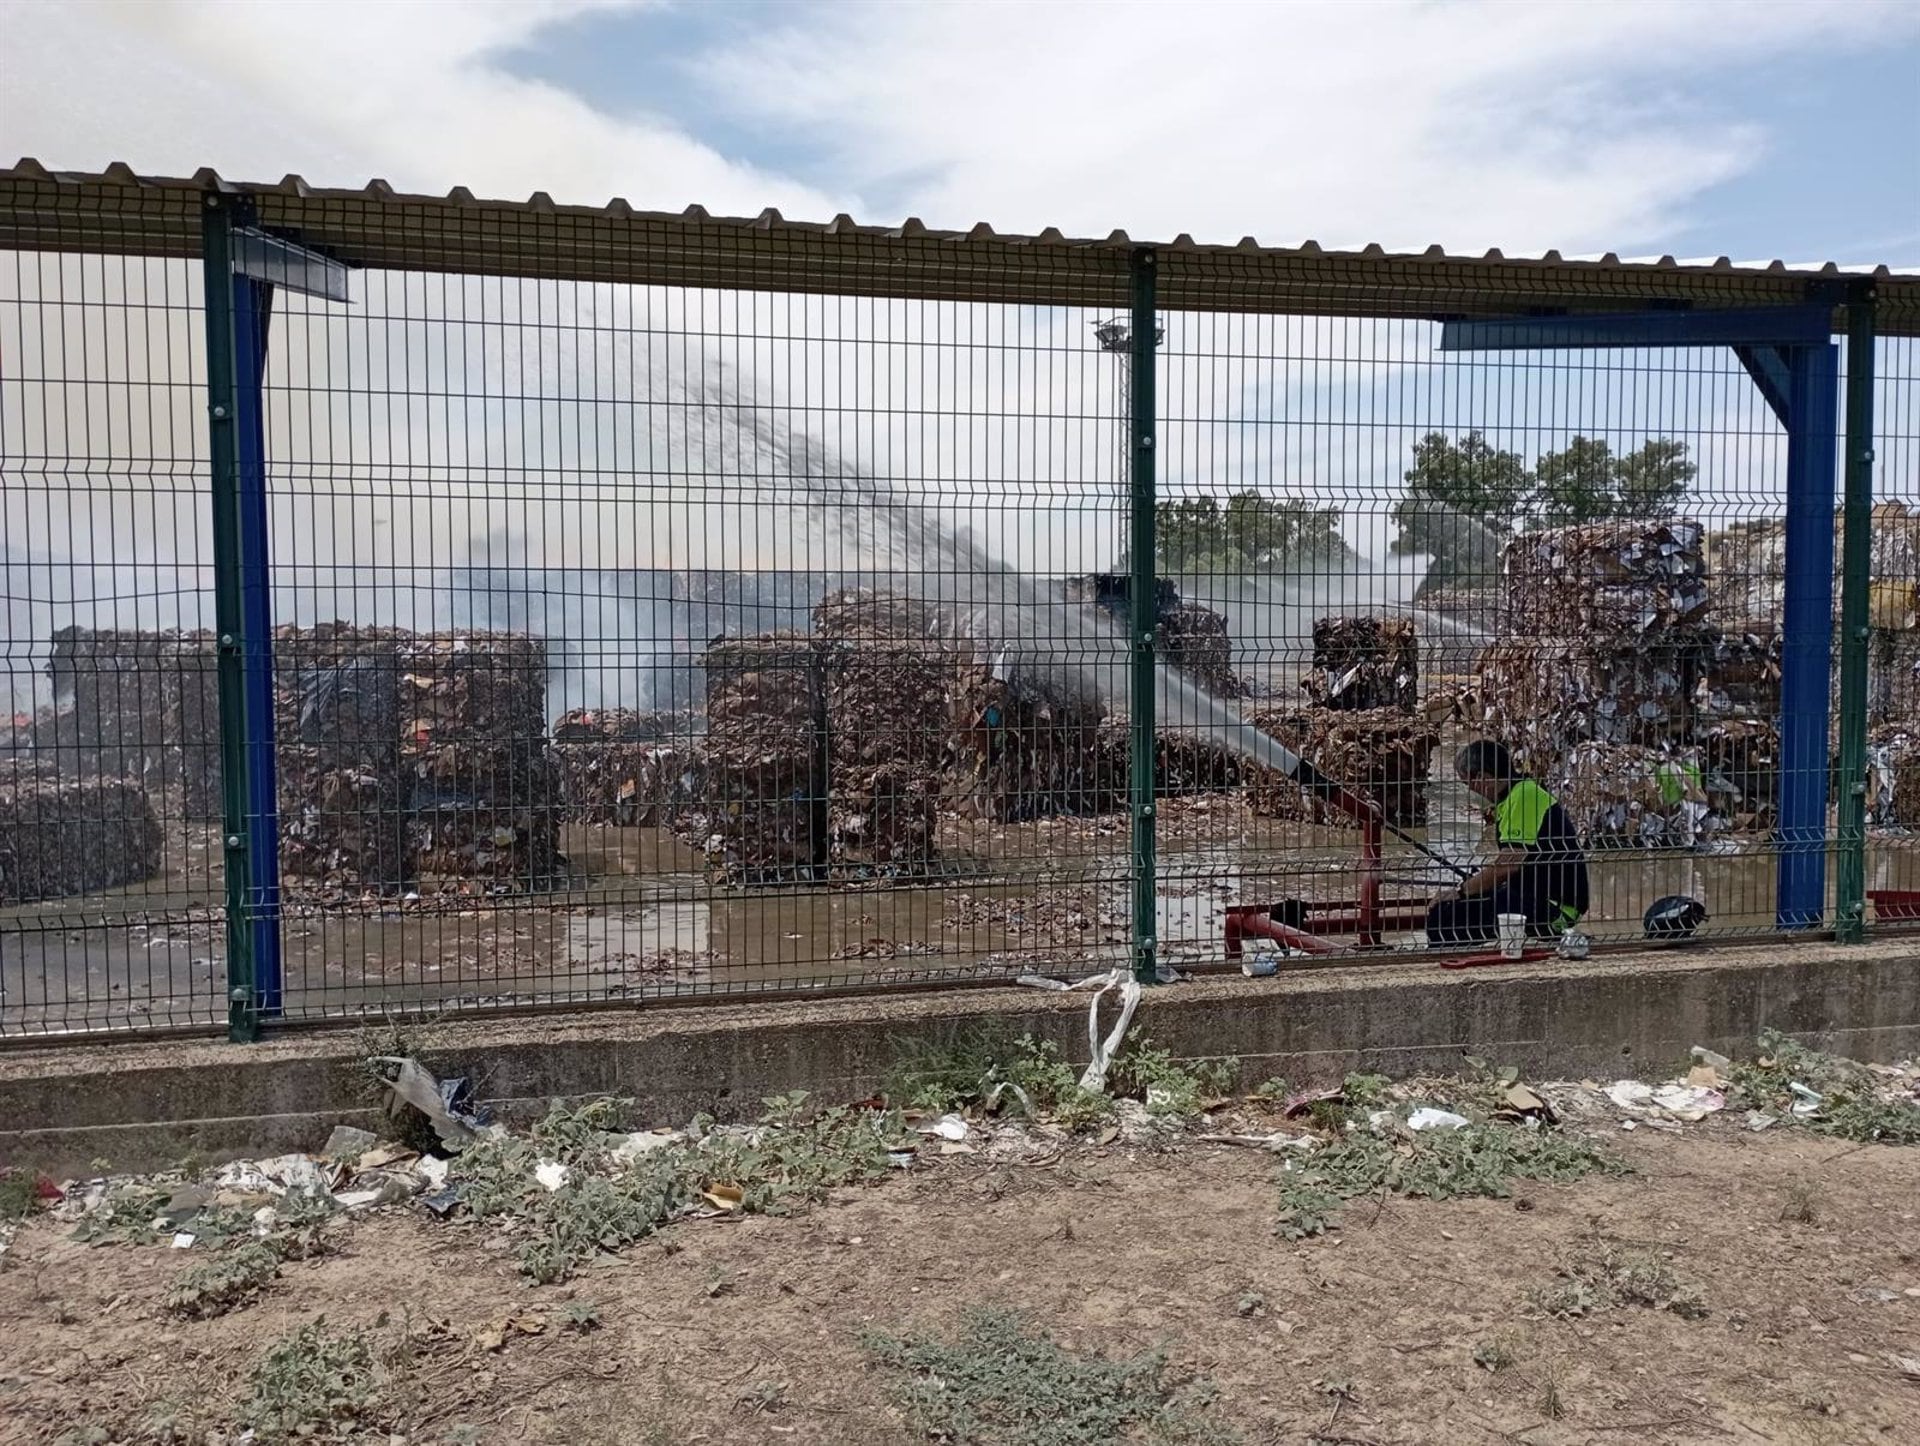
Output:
[{"xmin": 2, "ymin": 171, "xmax": 1917, "ymax": 1037}]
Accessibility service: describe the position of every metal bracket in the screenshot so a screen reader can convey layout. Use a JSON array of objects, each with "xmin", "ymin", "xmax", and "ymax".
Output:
[{"xmin": 233, "ymin": 226, "xmax": 350, "ymax": 303}]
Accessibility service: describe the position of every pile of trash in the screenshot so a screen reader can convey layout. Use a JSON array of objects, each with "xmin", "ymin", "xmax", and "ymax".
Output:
[
  {"xmin": 1504, "ymin": 518, "xmax": 1711, "ymax": 637},
  {"xmin": 1246, "ymin": 706, "xmax": 1439, "ymax": 828},
  {"xmin": 1303, "ymin": 615, "xmax": 1419, "ymax": 713},
  {"xmin": 551, "ymin": 711, "xmax": 705, "ymax": 829},
  {"xmin": 699, "ymin": 632, "xmax": 828, "ymax": 882},
  {"xmin": 1546, "ymin": 740, "xmax": 1713, "ymax": 849},
  {"xmin": 1155, "ymin": 601, "xmax": 1244, "ymax": 698},
  {"xmin": 0, "ymin": 760, "xmax": 163, "ymax": 904},
  {"xmin": 1865, "ymin": 726, "xmax": 1920, "ymax": 829},
  {"xmin": 41, "ymin": 625, "xmax": 225, "ymax": 821},
  {"xmin": 1472, "ymin": 637, "xmax": 1699, "ymax": 754}
]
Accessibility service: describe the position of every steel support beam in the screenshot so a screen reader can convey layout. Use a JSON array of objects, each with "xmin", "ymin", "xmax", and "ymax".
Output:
[
  {"xmin": 1439, "ymin": 305, "xmax": 1832, "ymax": 353},
  {"xmin": 1776, "ymin": 340, "xmax": 1840, "ymax": 929},
  {"xmin": 1128, "ymin": 248, "xmax": 1160, "ymax": 985}
]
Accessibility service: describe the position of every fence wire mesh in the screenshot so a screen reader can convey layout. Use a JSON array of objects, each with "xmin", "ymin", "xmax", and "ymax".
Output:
[{"xmin": 2, "ymin": 175, "xmax": 1917, "ymax": 1037}]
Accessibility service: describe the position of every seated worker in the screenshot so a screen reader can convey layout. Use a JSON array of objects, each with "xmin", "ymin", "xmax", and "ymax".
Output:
[{"xmin": 1425, "ymin": 739, "xmax": 1590, "ymax": 947}]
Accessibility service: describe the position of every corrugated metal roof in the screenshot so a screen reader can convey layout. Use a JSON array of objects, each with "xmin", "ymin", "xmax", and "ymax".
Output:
[{"xmin": 3, "ymin": 159, "xmax": 1917, "ymax": 334}]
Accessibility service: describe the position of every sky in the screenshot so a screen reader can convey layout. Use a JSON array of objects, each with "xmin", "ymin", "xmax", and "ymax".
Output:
[
  {"xmin": 3, "ymin": 0, "xmax": 1916, "ymax": 263},
  {"xmin": 1, "ymin": 0, "xmax": 1918, "ymax": 699}
]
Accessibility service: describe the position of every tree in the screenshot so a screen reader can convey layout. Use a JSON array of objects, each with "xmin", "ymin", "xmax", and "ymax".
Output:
[
  {"xmin": 1154, "ymin": 491, "xmax": 1355, "ymax": 574},
  {"xmin": 1531, "ymin": 435, "xmax": 1617, "ymax": 527},
  {"xmin": 1391, "ymin": 431, "xmax": 1531, "ymax": 591},
  {"xmin": 1612, "ymin": 438, "xmax": 1696, "ymax": 518}
]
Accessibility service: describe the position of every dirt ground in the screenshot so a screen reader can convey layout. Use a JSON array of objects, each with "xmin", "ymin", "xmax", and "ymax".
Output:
[{"xmin": 4, "ymin": 1110, "xmax": 1918, "ymax": 1446}]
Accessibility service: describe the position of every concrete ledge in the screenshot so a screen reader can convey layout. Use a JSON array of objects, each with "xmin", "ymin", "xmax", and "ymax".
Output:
[{"xmin": 2, "ymin": 938, "xmax": 1916, "ymax": 1175}]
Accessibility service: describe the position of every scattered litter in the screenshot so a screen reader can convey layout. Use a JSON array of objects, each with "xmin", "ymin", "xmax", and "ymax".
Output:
[
  {"xmin": 1650, "ymin": 1085, "xmax": 1725, "ymax": 1122},
  {"xmin": 1856, "ymin": 1287, "xmax": 1903, "ymax": 1305},
  {"xmin": 1620, "ymin": 1120, "xmax": 1638, "ymax": 1132},
  {"xmin": 702, "ymin": 1183, "xmax": 744, "ymax": 1212},
  {"xmin": 1240, "ymin": 954, "xmax": 1280, "ymax": 978},
  {"xmin": 354, "ymin": 1144, "xmax": 417, "ymax": 1172},
  {"xmin": 915, "ymin": 1114, "xmax": 970, "ymax": 1143},
  {"xmin": 1789, "ymin": 1082, "xmax": 1825, "ymax": 1117},
  {"xmin": 369, "ymin": 1056, "xmax": 483, "ymax": 1152},
  {"xmin": 611, "ymin": 1129, "xmax": 681, "ymax": 1162},
  {"xmin": 1691, "ymin": 1045, "xmax": 1732, "ymax": 1070},
  {"xmin": 1502, "ymin": 1084, "xmax": 1553, "ymax": 1121},
  {"xmin": 170, "ymin": 1232, "xmax": 195, "ymax": 1249},
  {"xmin": 939, "ymin": 1142, "xmax": 977, "ymax": 1156},
  {"xmin": 1367, "ymin": 1108, "xmax": 1397, "ymax": 1132},
  {"xmin": 323, "ymin": 1125, "xmax": 379, "ymax": 1162},
  {"xmin": 1077, "ymin": 970, "xmax": 1142, "ymax": 1095},
  {"xmin": 415, "ymin": 1155, "xmax": 450, "ymax": 1190},
  {"xmin": 887, "ymin": 1148, "xmax": 917, "ymax": 1170},
  {"xmin": 1744, "ymin": 1111, "xmax": 1777, "ymax": 1132},
  {"xmin": 1282, "ymin": 1085, "xmax": 1345, "ymax": 1119},
  {"xmin": 1607, "ymin": 1081, "xmax": 1655, "ymax": 1111},
  {"xmin": 255, "ymin": 1154, "xmax": 335, "ymax": 1197},
  {"xmin": 335, "ymin": 1172, "xmax": 419, "ymax": 1211},
  {"xmin": 1686, "ymin": 1064, "xmax": 1724, "ymax": 1089},
  {"xmin": 421, "ymin": 1185, "xmax": 464, "ymax": 1218},
  {"xmin": 1890, "ymin": 1353, "xmax": 1920, "ymax": 1381},
  {"xmin": 475, "ymin": 1311, "xmax": 547, "ymax": 1352},
  {"xmin": 1407, "ymin": 1108, "xmax": 1470, "ymax": 1132},
  {"xmin": 533, "ymin": 1161, "xmax": 570, "ymax": 1192}
]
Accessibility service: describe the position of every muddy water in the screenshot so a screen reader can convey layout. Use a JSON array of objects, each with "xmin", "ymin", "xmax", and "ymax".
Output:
[{"xmin": 6, "ymin": 799, "xmax": 1919, "ymax": 1034}]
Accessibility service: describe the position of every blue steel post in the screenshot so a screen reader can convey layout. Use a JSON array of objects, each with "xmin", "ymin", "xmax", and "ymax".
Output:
[
  {"xmin": 1776, "ymin": 339, "xmax": 1841, "ymax": 930},
  {"xmin": 231, "ymin": 275, "xmax": 284, "ymax": 1014},
  {"xmin": 1128, "ymin": 248, "xmax": 1159, "ymax": 985}
]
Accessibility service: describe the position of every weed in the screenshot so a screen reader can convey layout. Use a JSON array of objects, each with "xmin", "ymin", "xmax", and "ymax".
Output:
[
  {"xmin": 863, "ymin": 1306, "xmax": 1238, "ymax": 1446},
  {"xmin": 1531, "ymin": 1246, "xmax": 1707, "ymax": 1321},
  {"xmin": 167, "ymin": 1243, "xmax": 280, "ymax": 1319},
  {"xmin": 1473, "ymin": 1331, "xmax": 1520, "ymax": 1372},
  {"xmin": 1729, "ymin": 1031, "xmax": 1920, "ymax": 1145},
  {"xmin": 69, "ymin": 1182, "xmax": 173, "ymax": 1246},
  {"xmin": 563, "ymin": 1299, "xmax": 603, "ymax": 1333},
  {"xmin": 1273, "ymin": 1120, "xmax": 1624, "ymax": 1238},
  {"xmin": 241, "ymin": 1320, "xmax": 380, "ymax": 1442},
  {"xmin": 1235, "ymin": 1292, "xmax": 1266, "ymax": 1319},
  {"xmin": 1250, "ymin": 1077, "xmax": 1291, "ymax": 1103},
  {"xmin": 447, "ymin": 1427, "xmax": 486, "ymax": 1445},
  {"xmin": 884, "ymin": 1029, "xmax": 1117, "ymax": 1127},
  {"xmin": 704, "ymin": 1265, "xmax": 734, "ymax": 1298},
  {"xmin": 1109, "ymin": 1040, "xmax": 1237, "ymax": 1118},
  {"xmin": 0, "ymin": 1169, "xmax": 38, "ymax": 1220},
  {"xmin": 1780, "ymin": 1180, "xmax": 1820, "ymax": 1225},
  {"xmin": 1540, "ymin": 1365, "xmax": 1566, "ymax": 1421}
]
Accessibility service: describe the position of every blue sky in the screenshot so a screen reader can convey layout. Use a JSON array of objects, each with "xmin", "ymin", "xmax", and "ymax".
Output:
[{"xmin": 498, "ymin": 1, "xmax": 1920, "ymax": 266}]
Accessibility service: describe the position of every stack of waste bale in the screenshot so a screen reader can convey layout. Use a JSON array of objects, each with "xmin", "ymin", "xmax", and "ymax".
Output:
[
  {"xmin": 0, "ymin": 759, "xmax": 163, "ymax": 904},
  {"xmin": 1699, "ymin": 717, "xmax": 1780, "ymax": 831},
  {"xmin": 1244, "ymin": 615, "xmax": 1435, "ymax": 828},
  {"xmin": 550, "ymin": 708, "xmax": 702, "ymax": 829},
  {"xmin": 1065, "ymin": 574, "xmax": 1244, "ymax": 696},
  {"xmin": 950, "ymin": 661, "xmax": 1112, "ymax": 822},
  {"xmin": 273, "ymin": 623, "xmax": 412, "ymax": 894},
  {"xmin": 43, "ymin": 627, "xmax": 222, "ymax": 819},
  {"xmin": 1245, "ymin": 706, "xmax": 1437, "ymax": 828},
  {"xmin": 1091, "ymin": 714, "xmax": 1244, "ymax": 802},
  {"xmin": 1546, "ymin": 740, "xmax": 1711, "ymax": 850},
  {"xmin": 1473, "ymin": 520, "xmax": 1731, "ymax": 843},
  {"xmin": 1865, "ymin": 725, "xmax": 1920, "ymax": 828},
  {"xmin": 398, "ymin": 632, "xmax": 559, "ymax": 888},
  {"xmin": 698, "ymin": 632, "xmax": 827, "ymax": 882},
  {"xmin": 812, "ymin": 590, "xmax": 953, "ymax": 871}
]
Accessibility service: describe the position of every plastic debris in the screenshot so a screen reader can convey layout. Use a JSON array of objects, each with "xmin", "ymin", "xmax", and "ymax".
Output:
[
  {"xmin": 915, "ymin": 1114, "xmax": 970, "ymax": 1143},
  {"xmin": 533, "ymin": 1161, "xmax": 569, "ymax": 1192},
  {"xmin": 1744, "ymin": 1111, "xmax": 1777, "ymax": 1132},
  {"xmin": 370, "ymin": 1056, "xmax": 481, "ymax": 1152},
  {"xmin": 323, "ymin": 1125, "xmax": 379, "ymax": 1162},
  {"xmin": 1556, "ymin": 930, "xmax": 1591, "ymax": 960},
  {"xmin": 415, "ymin": 1156, "xmax": 450, "ymax": 1190},
  {"xmin": 1789, "ymin": 1082, "xmax": 1825, "ymax": 1116},
  {"xmin": 1077, "ymin": 970, "xmax": 1142, "ymax": 1095},
  {"xmin": 170, "ymin": 1232, "xmax": 195, "ymax": 1249},
  {"xmin": 421, "ymin": 1185, "xmax": 464, "ymax": 1218},
  {"xmin": 611, "ymin": 1130, "xmax": 681, "ymax": 1162},
  {"xmin": 1408, "ymin": 1108, "xmax": 1470, "ymax": 1132},
  {"xmin": 1650, "ymin": 1084, "xmax": 1725, "ymax": 1122},
  {"xmin": 335, "ymin": 1172, "xmax": 419, "ymax": 1211},
  {"xmin": 1606, "ymin": 1081, "xmax": 1656, "ymax": 1111},
  {"xmin": 255, "ymin": 1154, "xmax": 336, "ymax": 1197},
  {"xmin": 887, "ymin": 1147, "xmax": 917, "ymax": 1170}
]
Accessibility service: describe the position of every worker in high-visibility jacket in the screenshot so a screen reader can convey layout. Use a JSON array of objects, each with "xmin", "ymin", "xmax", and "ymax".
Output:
[{"xmin": 1425, "ymin": 739, "xmax": 1590, "ymax": 947}]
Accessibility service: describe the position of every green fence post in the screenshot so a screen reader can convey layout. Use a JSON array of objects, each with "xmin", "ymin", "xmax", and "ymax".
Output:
[
  {"xmin": 1128, "ymin": 247, "xmax": 1159, "ymax": 985},
  {"xmin": 201, "ymin": 192, "xmax": 257, "ymax": 1040},
  {"xmin": 1835, "ymin": 283, "xmax": 1877, "ymax": 943}
]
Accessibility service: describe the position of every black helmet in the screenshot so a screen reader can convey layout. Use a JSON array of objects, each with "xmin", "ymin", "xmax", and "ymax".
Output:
[{"xmin": 1644, "ymin": 895, "xmax": 1708, "ymax": 940}]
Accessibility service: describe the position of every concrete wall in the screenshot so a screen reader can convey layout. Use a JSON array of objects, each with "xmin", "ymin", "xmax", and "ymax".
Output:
[{"xmin": 2, "ymin": 938, "xmax": 1916, "ymax": 1176}]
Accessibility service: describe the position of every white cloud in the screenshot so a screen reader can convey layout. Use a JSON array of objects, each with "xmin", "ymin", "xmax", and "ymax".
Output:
[
  {"xmin": 0, "ymin": 0, "xmax": 839, "ymax": 218},
  {"xmin": 695, "ymin": 0, "xmax": 1918, "ymax": 253}
]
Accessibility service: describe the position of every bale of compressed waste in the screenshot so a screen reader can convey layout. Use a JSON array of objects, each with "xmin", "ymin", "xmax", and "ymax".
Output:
[
  {"xmin": 0, "ymin": 762, "xmax": 163, "ymax": 903},
  {"xmin": 550, "ymin": 709, "xmax": 701, "ymax": 827},
  {"xmin": 950, "ymin": 665, "xmax": 1110, "ymax": 822},
  {"xmin": 1091, "ymin": 715, "xmax": 1244, "ymax": 801},
  {"xmin": 273, "ymin": 624, "xmax": 410, "ymax": 892},
  {"xmin": 1503, "ymin": 518, "xmax": 1710, "ymax": 636},
  {"xmin": 405, "ymin": 742, "xmax": 562, "ymax": 888},
  {"xmin": 1155, "ymin": 601, "xmax": 1243, "ymax": 697},
  {"xmin": 44, "ymin": 627, "xmax": 222, "ymax": 819},
  {"xmin": 1470, "ymin": 637, "xmax": 1701, "ymax": 754},
  {"xmin": 1546, "ymin": 741, "xmax": 1709, "ymax": 849},
  {"xmin": 827, "ymin": 761, "xmax": 938, "ymax": 870},
  {"xmin": 1303, "ymin": 616, "xmax": 1418, "ymax": 713},
  {"xmin": 1710, "ymin": 503, "xmax": 1920, "ymax": 630},
  {"xmin": 1245, "ymin": 707, "xmax": 1437, "ymax": 828},
  {"xmin": 1700, "ymin": 718, "xmax": 1778, "ymax": 831},
  {"xmin": 1691, "ymin": 627, "xmax": 1783, "ymax": 722},
  {"xmin": 1865, "ymin": 726, "xmax": 1920, "ymax": 828},
  {"xmin": 699, "ymin": 633, "xmax": 827, "ymax": 882}
]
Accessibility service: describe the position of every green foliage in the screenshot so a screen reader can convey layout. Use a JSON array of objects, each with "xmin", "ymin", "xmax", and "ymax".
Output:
[
  {"xmin": 68, "ymin": 1183, "xmax": 173, "ymax": 1246},
  {"xmin": 1473, "ymin": 1332, "xmax": 1520, "ymax": 1373},
  {"xmin": 241, "ymin": 1320, "xmax": 380, "ymax": 1442},
  {"xmin": 563, "ymin": 1299, "xmax": 603, "ymax": 1332},
  {"xmin": 1154, "ymin": 491, "xmax": 1356, "ymax": 574},
  {"xmin": 167, "ymin": 1243, "xmax": 281, "ymax": 1319},
  {"xmin": 0, "ymin": 1169, "xmax": 37, "ymax": 1220},
  {"xmin": 1391, "ymin": 430, "xmax": 1696, "ymax": 591},
  {"xmin": 863, "ymin": 1307, "xmax": 1238, "ymax": 1446},
  {"xmin": 1728, "ymin": 1030, "xmax": 1920, "ymax": 1145},
  {"xmin": 1108, "ymin": 1042, "xmax": 1236, "ymax": 1118},
  {"xmin": 1531, "ymin": 1246, "xmax": 1707, "ymax": 1321},
  {"xmin": 453, "ymin": 1093, "xmax": 903, "ymax": 1284},
  {"xmin": 884, "ymin": 1030, "xmax": 1110, "ymax": 1126},
  {"xmin": 1274, "ymin": 1120, "xmax": 1625, "ymax": 1239}
]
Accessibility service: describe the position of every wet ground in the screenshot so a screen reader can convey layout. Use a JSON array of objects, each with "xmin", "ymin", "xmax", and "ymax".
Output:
[{"xmin": 6, "ymin": 769, "xmax": 1919, "ymax": 1035}]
